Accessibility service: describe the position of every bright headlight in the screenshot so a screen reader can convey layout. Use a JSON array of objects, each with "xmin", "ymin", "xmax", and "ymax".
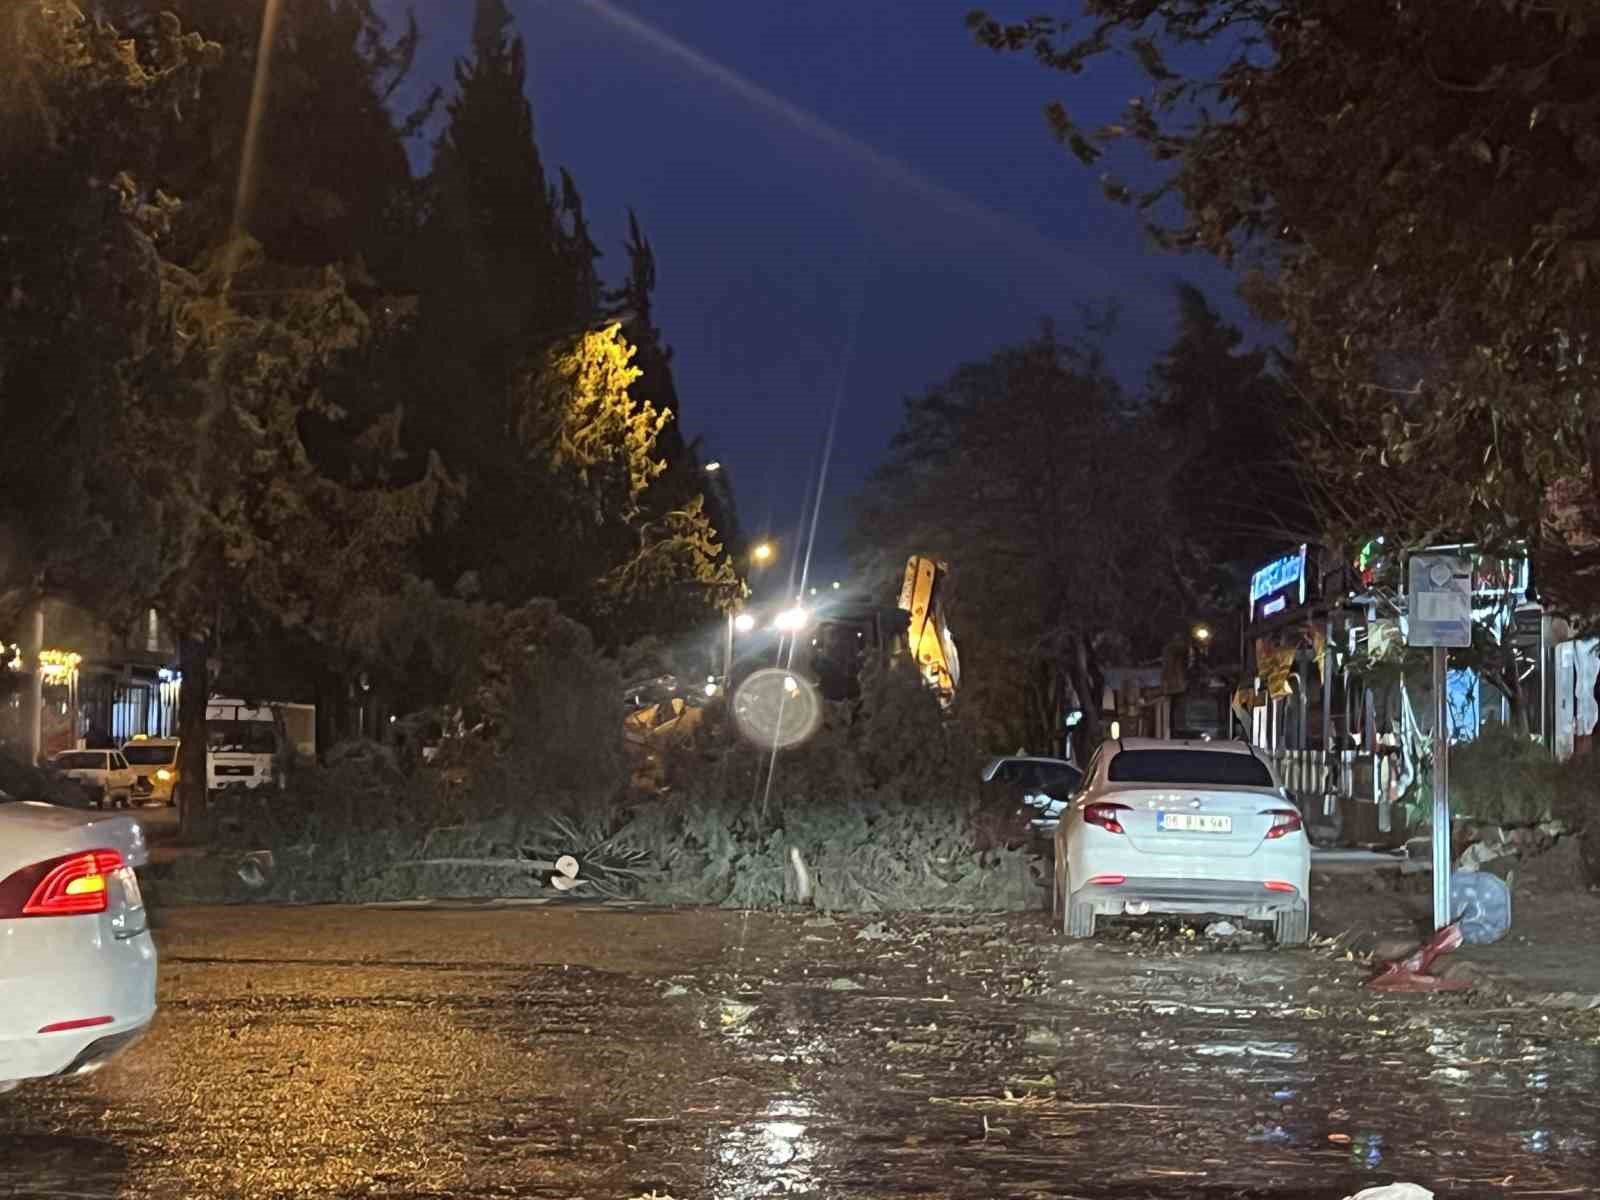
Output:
[{"xmin": 773, "ymin": 606, "xmax": 809, "ymax": 633}]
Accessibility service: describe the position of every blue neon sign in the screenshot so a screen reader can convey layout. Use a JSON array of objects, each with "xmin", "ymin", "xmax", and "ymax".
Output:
[{"xmin": 1250, "ymin": 545, "xmax": 1308, "ymax": 623}]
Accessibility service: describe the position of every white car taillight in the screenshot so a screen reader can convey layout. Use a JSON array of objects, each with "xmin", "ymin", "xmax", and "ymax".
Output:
[
  {"xmin": 1262, "ymin": 809, "xmax": 1304, "ymax": 839},
  {"xmin": 0, "ymin": 849, "xmax": 125, "ymax": 917},
  {"xmin": 1083, "ymin": 802, "xmax": 1131, "ymax": 835}
]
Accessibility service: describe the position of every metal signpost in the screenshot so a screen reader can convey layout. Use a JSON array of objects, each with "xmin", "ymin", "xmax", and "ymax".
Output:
[{"xmin": 1406, "ymin": 555, "xmax": 1472, "ymax": 931}]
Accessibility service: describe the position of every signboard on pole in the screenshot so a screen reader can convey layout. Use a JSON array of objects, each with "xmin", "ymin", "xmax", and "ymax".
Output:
[
  {"xmin": 1407, "ymin": 553, "xmax": 1471, "ymax": 934},
  {"xmin": 1406, "ymin": 555, "xmax": 1472, "ymax": 648}
]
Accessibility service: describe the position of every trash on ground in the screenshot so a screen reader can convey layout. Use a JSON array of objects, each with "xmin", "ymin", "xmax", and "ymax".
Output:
[
  {"xmin": 236, "ymin": 850, "xmax": 274, "ymax": 888},
  {"xmin": 718, "ymin": 1000, "xmax": 756, "ymax": 1029},
  {"xmin": 827, "ymin": 977, "xmax": 865, "ymax": 991},
  {"xmin": 1451, "ymin": 869, "xmax": 1512, "ymax": 945},
  {"xmin": 1457, "ymin": 834, "xmax": 1513, "ymax": 872},
  {"xmin": 1365, "ymin": 922, "xmax": 1473, "ymax": 992},
  {"xmin": 1342, "ymin": 1184, "xmax": 1433, "ymax": 1200},
  {"xmin": 856, "ymin": 921, "xmax": 899, "ymax": 943},
  {"xmin": 1205, "ymin": 920, "xmax": 1238, "ymax": 938}
]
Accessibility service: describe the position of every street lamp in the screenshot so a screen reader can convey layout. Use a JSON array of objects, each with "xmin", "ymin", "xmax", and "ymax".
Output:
[
  {"xmin": 752, "ymin": 541, "xmax": 774, "ymax": 564},
  {"xmin": 1192, "ymin": 623, "xmax": 1213, "ymax": 644},
  {"xmin": 733, "ymin": 612, "xmax": 756, "ymax": 634},
  {"xmin": 705, "ymin": 461, "xmax": 722, "ymax": 473}
]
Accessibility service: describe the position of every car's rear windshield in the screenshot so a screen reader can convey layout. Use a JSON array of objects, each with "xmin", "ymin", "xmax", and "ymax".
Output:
[
  {"xmin": 1107, "ymin": 749, "xmax": 1273, "ymax": 788},
  {"xmin": 55, "ymin": 751, "xmax": 103, "ymax": 769},
  {"xmin": 122, "ymin": 744, "xmax": 177, "ymax": 766}
]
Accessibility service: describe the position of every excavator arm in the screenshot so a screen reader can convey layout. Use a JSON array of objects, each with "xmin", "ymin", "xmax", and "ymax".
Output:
[{"xmin": 898, "ymin": 555, "xmax": 959, "ymax": 702}]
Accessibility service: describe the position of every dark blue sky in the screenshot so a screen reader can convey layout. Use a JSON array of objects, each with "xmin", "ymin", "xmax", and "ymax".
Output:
[{"xmin": 388, "ymin": 0, "xmax": 1247, "ymax": 586}]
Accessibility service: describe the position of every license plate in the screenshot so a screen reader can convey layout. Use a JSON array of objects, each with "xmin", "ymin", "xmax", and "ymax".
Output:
[{"xmin": 1157, "ymin": 812, "xmax": 1232, "ymax": 834}]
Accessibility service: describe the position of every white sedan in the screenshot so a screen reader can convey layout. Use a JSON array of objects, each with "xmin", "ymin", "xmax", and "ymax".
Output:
[
  {"xmin": 1052, "ymin": 737, "xmax": 1311, "ymax": 945},
  {"xmin": 50, "ymin": 749, "xmax": 139, "ymax": 809},
  {"xmin": 0, "ymin": 800, "xmax": 157, "ymax": 1093}
]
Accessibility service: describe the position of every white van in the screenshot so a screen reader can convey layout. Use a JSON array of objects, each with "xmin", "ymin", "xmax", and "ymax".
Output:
[{"xmin": 204, "ymin": 698, "xmax": 316, "ymax": 792}]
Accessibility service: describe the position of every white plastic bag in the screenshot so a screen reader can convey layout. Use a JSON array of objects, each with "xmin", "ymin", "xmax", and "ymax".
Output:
[{"xmin": 1343, "ymin": 1185, "xmax": 1433, "ymax": 1200}]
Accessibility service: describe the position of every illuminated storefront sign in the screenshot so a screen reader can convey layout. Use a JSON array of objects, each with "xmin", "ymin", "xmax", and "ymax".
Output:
[
  {"xmin": 1250, "ymin": 545, "xmax": 1308, "ymax": 623},
  {"xmin": 38, "ymin": 649, "xmax": 82, "ymax": 684}
]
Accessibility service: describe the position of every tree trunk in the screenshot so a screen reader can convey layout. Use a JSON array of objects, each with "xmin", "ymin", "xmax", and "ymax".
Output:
[
  {"xmin": 177, "ymin": 635, "xmax": 210, "ymax": 841},
  {"xmin": 1494, "ymin": 628, "xmax": 1532, "ymax": 738},
  {"xmin": 1505, "ymin": 679, "xmax": 1531, "ymax": 737},
  {"xmin": 1024, "ymin": 659, "xmax": 1057, "ymax": 755},
  {"xmin": 1048, "ymin": 666, "xmax": 1066, "ymax": 759},
  {"xmin": 1066, "ymin": 634, "xmax": 1104, "ymax": 761},
  {"xmin": 314, "ymin": 668, "xmax": 348, "ymax": 761}
]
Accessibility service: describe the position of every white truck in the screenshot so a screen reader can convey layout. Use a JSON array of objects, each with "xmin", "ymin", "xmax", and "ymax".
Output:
[{"xmin": 205, "ymin": 698, "xmax": 316, "ymax": 793}]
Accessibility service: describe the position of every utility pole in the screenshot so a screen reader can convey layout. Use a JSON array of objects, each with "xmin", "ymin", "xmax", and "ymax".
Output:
[
  {"xmin": 24, "ymin": 603, "xmax": 43, "ymax": 764},
  {"xmin": 1322, "ymin": 615, "xmax": 1336, "ymax": 823},
  {"xmin": 1430, "ymin": 643, "xmax": 1450, "ymax": 931}
]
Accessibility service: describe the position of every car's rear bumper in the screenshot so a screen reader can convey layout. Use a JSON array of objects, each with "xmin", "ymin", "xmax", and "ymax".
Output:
[
  {"xmin": 1075, "ymin": 876, "xmax": 1304, "ymax": 922},
  {"xmin": 0, "ymin": 1009, "xmax": 155, "ymax": 1084},
  {"xmin": 0, "ymin": 925, "xmax": 157, "ymax": 1084}
]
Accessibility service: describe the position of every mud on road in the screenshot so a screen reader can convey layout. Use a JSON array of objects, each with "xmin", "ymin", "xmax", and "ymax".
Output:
[{"xmin": 1, "ymin": 905, "xmax": 1597, "ymax": 1199}]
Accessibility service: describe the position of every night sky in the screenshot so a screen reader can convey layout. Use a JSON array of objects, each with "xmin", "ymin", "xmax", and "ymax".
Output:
[{"xmin": 387, "ymin": 0, "xmax": 1249, "ymax": 589}]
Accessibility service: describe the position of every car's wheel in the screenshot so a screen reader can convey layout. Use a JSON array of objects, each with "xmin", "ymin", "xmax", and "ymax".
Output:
[
  {"xmin": 1274, "ymin": 902, "xmax": 1310, "ymax": 948},
  {"xmin": 1066, "ymin": 895, "xmax": 1096, "ymax": 939}
]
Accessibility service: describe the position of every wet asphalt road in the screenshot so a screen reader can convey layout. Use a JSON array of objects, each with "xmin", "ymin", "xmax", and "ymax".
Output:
[{"xmin": 1, "ymin": 905, "xmax": 1597, "ymax": 1200}]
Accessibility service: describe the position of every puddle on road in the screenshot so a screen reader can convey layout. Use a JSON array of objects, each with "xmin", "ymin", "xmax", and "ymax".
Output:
[
  {"xmin": 713, "ymin": 1099, "xmax": 821, "ymax": 1199},
  {"xmin": 689, "ymin": 919, "xmax": 1600, "ymax": 1199}
]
